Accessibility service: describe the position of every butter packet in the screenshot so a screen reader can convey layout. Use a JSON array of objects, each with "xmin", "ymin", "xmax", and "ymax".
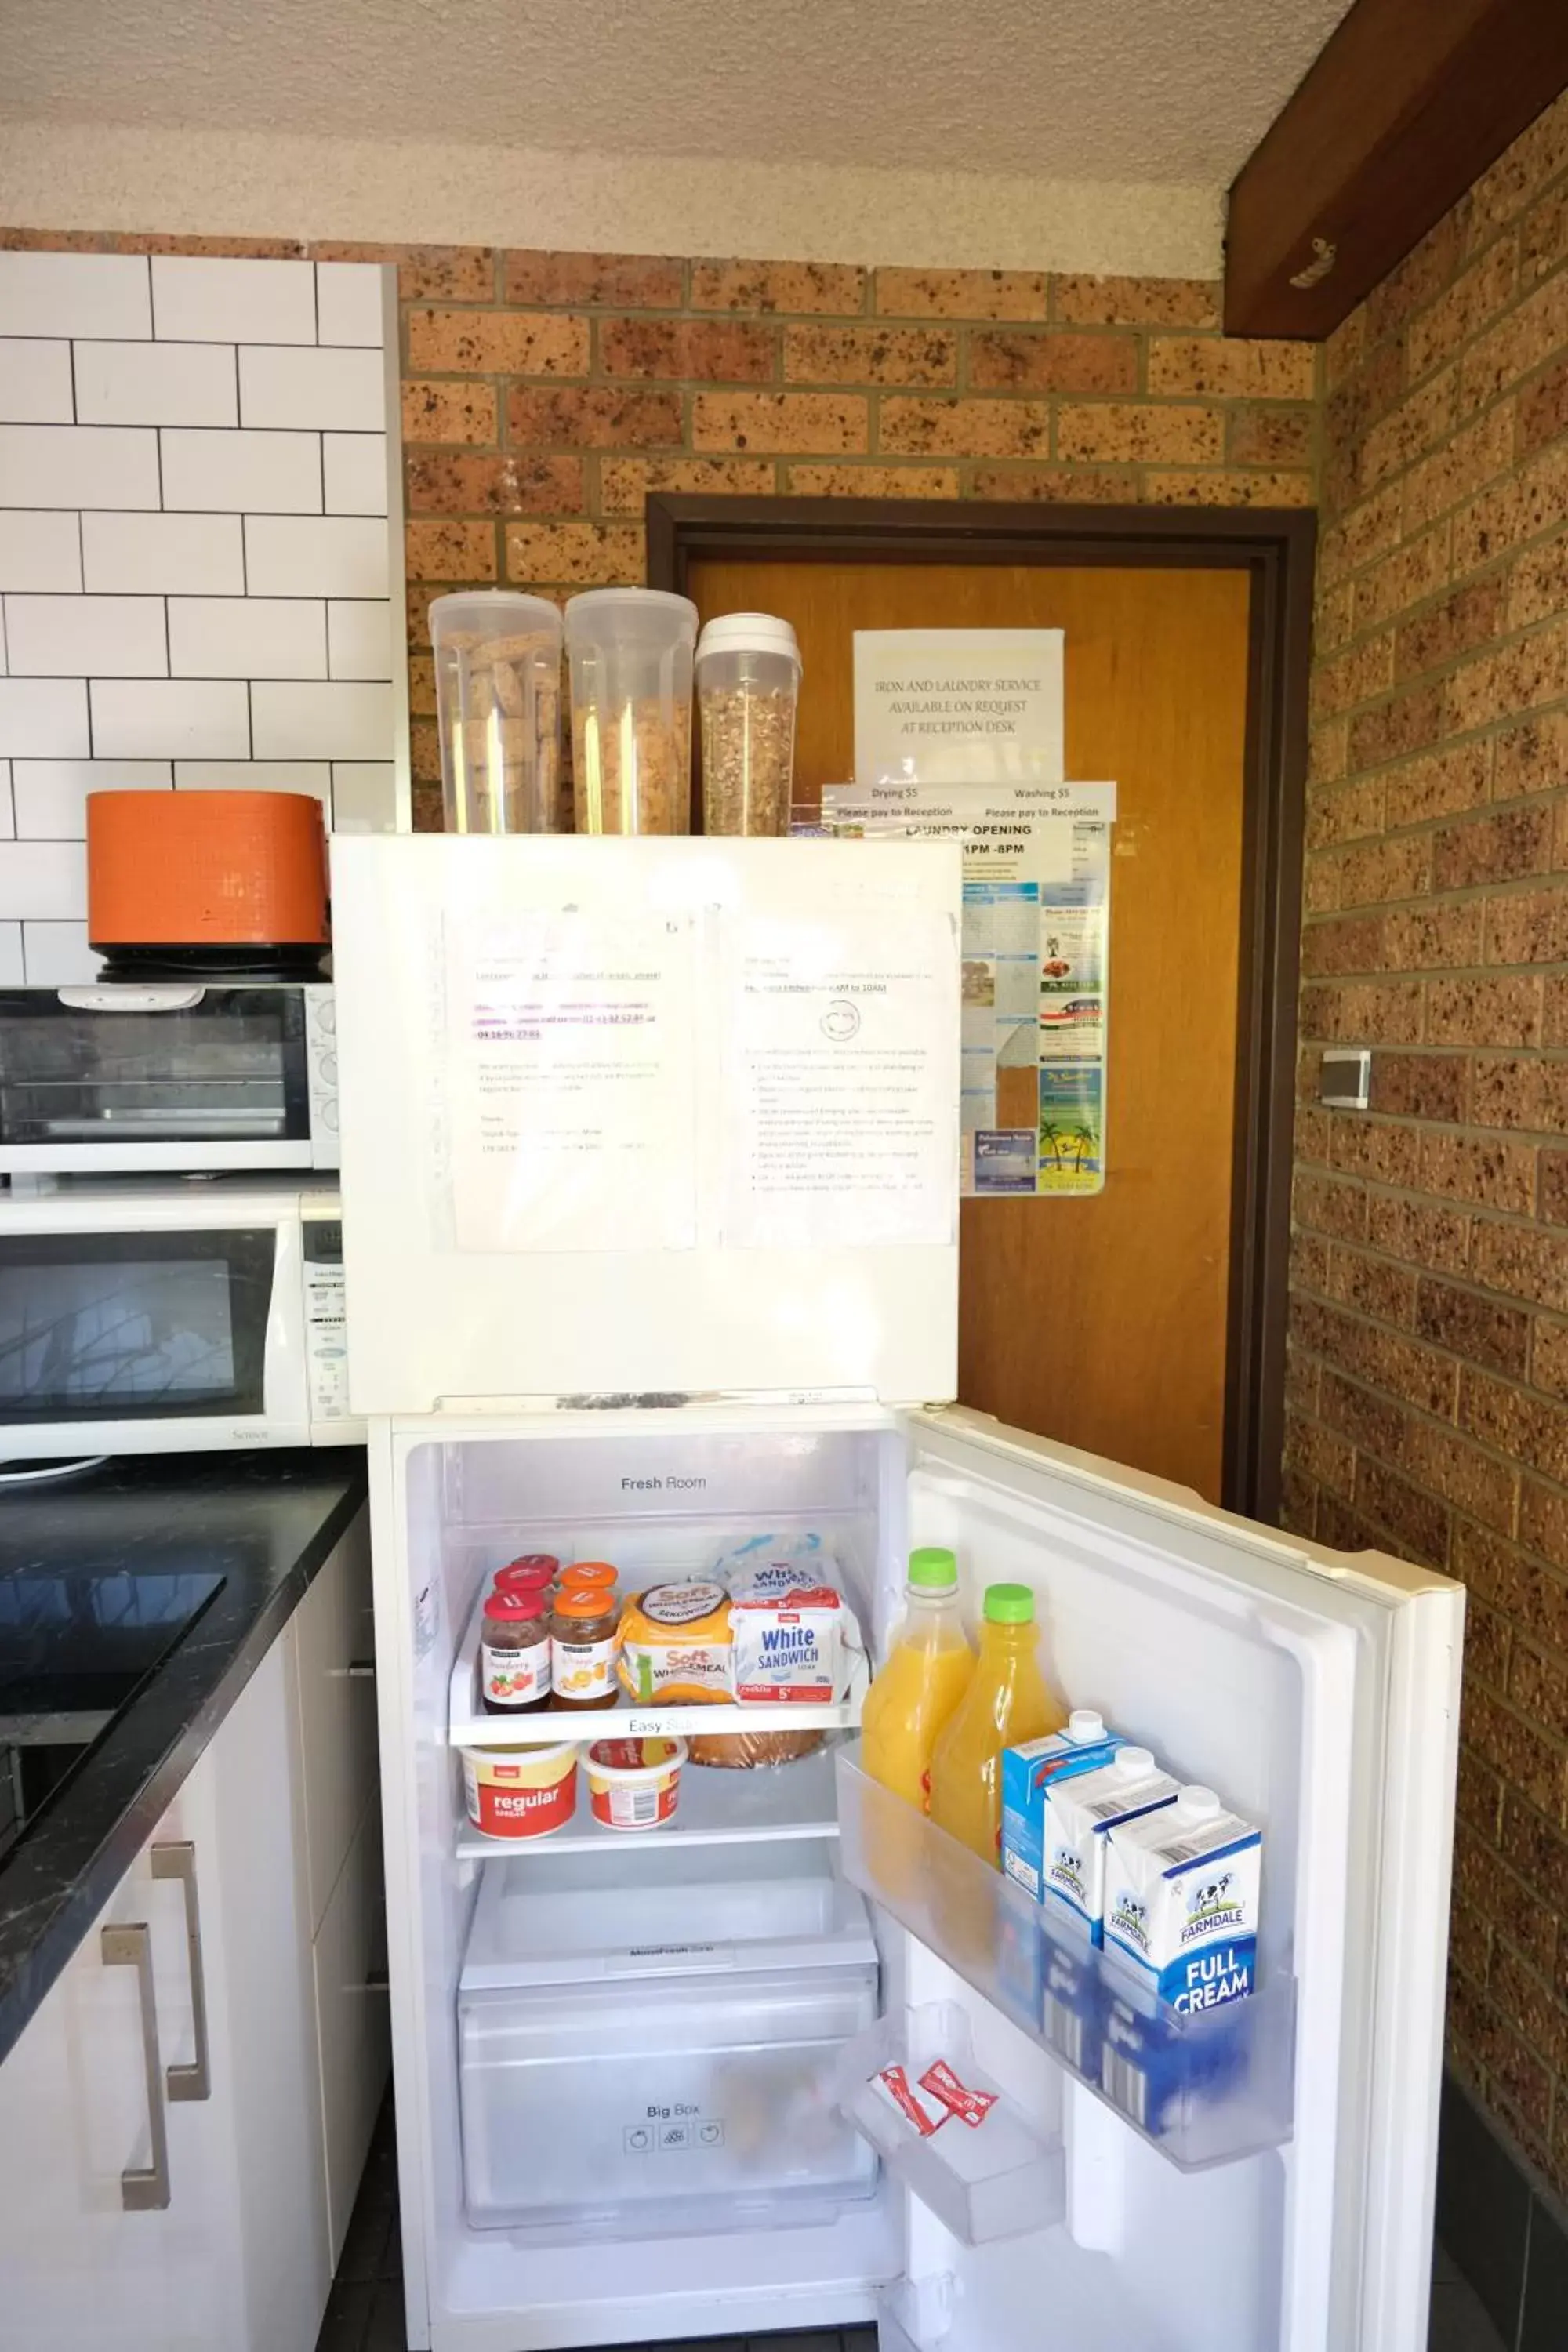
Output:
[{"xmin": 1102, "ymin": 1784, "xmax": 1261, "ymax": 2013}]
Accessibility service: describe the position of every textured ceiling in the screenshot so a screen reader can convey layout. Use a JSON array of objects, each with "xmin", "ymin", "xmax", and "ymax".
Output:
[{"xmin": 0, "ymin": 0, "xmax": 1354, "ymax": 185}]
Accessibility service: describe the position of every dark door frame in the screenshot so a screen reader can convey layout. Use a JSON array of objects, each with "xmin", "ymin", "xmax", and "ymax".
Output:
[{"xmin": 647, "ymin": 495, "xmax": 1317, "ymax": 1526}]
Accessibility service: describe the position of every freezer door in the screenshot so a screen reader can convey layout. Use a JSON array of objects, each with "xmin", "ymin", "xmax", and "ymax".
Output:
[
  {"xmin": 331, "ymin": 835, "xmax": 960, "ymax": 1414},
  {"xmin": 858, "ymin": 1405, "xmax": 1462, "ymax": 2352}
]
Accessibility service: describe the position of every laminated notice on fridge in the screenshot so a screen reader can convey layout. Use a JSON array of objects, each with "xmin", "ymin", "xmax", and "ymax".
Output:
[
  {"xmin": 445, "ymin": 912, "xmax": 699, "ymax": 1254},
  {"xmin": 815, "ymin": 782, "xmax": 1111, "ymax": 1198},
  {"xmin": 721, "ymin": 910, "xmax": 959, "ymax": 1250}
]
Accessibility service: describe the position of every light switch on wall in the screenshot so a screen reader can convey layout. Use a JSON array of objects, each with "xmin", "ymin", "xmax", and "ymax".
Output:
[{"xmin": 1319, "ymin": 1049, "xmax": 1372, "ymax": 1110}]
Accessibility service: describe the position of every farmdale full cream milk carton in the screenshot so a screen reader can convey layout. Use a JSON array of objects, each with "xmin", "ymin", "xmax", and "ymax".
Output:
[
  {"xmin": 1102, "ymin": 1785, "xmax": 1262, "ymax": 2014},
  {"xmin": 1042, "ymin": 1746, "xmax": 1178, "ymax": 1943}
]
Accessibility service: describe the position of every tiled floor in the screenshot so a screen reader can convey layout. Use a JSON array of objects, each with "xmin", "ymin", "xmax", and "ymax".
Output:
[{"xmin": 316, "ymin": 2098, "xmax": 1506, "ymax": 2352}]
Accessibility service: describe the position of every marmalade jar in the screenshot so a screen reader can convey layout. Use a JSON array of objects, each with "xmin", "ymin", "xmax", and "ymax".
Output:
[{"xmin": 550, "ymin": 1588, "xmax": 621, "ymax": 1710}]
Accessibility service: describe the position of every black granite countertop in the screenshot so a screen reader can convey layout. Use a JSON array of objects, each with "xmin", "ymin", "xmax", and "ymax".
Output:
[{"xmin": 0, "ymin": 1448, "xmax": 367, "ymax": 2067}]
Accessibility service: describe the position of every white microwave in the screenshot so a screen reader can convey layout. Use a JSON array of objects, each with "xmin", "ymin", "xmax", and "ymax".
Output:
[
  {"xmin": 0, "ymin": 1181, "xmax": 361, "ymax": 1461},
  {"xmin": 0, "ymin": 983, "xmax": 338, "ymax": 1176}
]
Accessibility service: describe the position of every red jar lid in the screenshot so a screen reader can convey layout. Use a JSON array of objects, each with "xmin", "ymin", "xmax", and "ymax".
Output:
[
  {"xmin": 495, "ymin": 1557, "xmax": 557, "ymax": 1592},
  {"xmin": 483, "ymin": 1591, "xmax": 544, "ymax": 1622}
]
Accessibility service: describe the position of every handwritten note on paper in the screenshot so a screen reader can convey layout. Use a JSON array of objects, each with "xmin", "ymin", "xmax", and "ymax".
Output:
[
  {"xmin": 721, "ymin": 909, "xmax": 960, "ymax": 1250},
  {"xmin": 853, "ymin": 629, "xmax": 1065, "ymax": 788},
  {"xmin": 446, "ymin": 913, "xmax": 699, "ymax": 1254}
]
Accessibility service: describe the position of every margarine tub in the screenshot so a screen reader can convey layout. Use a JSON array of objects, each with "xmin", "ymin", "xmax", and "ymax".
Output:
[
  {"xmin": 585, "ymin": 1736, "xmax": 687, "ymax": 1831},
  {"xmin": 462, "ymin": 1741, "xmax": 578, "ymax": 1840}
]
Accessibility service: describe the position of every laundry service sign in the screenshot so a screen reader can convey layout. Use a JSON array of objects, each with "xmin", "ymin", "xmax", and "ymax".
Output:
[{"xmin": 852, "ymin": 629, "xmax": 1065, "ymax": 788}]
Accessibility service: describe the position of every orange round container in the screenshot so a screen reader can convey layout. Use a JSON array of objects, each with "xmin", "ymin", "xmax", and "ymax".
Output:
[{"xmin": 87, "ymin": 790, "xmax": 329, "ymax": 953}]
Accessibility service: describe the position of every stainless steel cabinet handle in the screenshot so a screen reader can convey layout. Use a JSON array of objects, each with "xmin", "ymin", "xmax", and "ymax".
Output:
[
  {"xmin": 151, "ymin": 1842, "xmax": 210, "ymax": 2102},
  {"xmin": 347, "ymin": 1659, "xmax": 377, "ymax": 1680},
  {"xmin": 100, "ymin": 1924, "xmax": 170, "ymax": 2212}
]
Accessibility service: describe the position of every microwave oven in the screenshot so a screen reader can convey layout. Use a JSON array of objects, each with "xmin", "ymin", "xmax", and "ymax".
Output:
[
  {"xmin": 0, "ymin": 983, "xmax": 338, "ymax": 1177},
  {"xmin": 0, "ymin": 1181, "xmax": 361, "ymax": 1460}
]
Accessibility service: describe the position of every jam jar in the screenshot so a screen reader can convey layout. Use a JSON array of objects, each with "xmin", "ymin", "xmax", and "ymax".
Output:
[{"xmin": 480, "ymin": 1588, "xmax": 552, "ymax": 1715}]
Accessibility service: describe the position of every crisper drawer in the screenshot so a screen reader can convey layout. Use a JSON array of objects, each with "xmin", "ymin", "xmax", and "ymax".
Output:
[
  {"xmin": 458, "ymin": 1968, "xmax": 878, "ymax": 2229},
  {"xmin": 456, "ymin": 1845, "xmax": 880, "ymax": 2232}
]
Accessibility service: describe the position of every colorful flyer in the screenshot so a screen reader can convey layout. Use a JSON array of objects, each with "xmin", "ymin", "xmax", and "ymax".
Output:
[{"xmin": 815, "ymin": 781, "xmax": 1112, "ymax": 1199}]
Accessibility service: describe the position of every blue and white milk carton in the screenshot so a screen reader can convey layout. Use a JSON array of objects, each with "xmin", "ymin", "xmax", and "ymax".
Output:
[
  {"xmin": 1001, "ymin": 1711, "xmax": 1123, "ymax": 1900},
  {"xmin": 1041, "ymin": 1746, "xmax": 1179, "ymax": 1944},
  {"xmin": 1102, "ymin": 1785, "xmax": 1262, "ymax": 2014}
]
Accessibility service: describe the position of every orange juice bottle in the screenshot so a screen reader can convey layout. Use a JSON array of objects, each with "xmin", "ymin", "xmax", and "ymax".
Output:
[
  {"xmin": 860, "ymin": 1548, "xmax": 975, "ymax": 1811},
  {"xmin": 927, "ymin": 1583, "xmax": 1065, "ymax": 1866}
]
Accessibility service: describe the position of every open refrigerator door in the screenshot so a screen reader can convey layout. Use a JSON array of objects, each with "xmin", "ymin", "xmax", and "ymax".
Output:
[{"xmin": 837, "ymin": 1406, "xmax": 1463, "ymax": 2352}]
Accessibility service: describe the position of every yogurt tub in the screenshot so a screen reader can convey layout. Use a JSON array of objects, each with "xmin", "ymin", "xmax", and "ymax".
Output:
[
  {"xmin": 462, "ymin": 1741, "xmax": 578, "ymax": 1840},
  {"xmin": 585, "ymin": 1736, "xmax": 688, "ymax": 1831}
]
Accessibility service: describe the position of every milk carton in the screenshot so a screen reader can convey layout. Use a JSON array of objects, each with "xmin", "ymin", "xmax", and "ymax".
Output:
[
  {"xmin": 1001, "ymin": 1711, "xmax": 1124, "ymax": 1900},
  {"xmin": 1102, "ymin": 1785, "xmax": 1261, "ymax": 2014},
  {"xmin": 1042, "ymin": 1746, "xmax": 1179, "ymax": 1944}
]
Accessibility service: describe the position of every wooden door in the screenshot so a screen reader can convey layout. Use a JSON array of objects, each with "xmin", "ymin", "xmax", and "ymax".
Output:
[{"xmin": 688, "ymin": 557, "xmax": 1252, "ymax": 1504}]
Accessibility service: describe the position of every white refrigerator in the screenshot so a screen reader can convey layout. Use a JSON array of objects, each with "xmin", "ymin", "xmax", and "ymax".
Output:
[{"xmin": 332, "ymin": 834, "xmax": 1463, "ymax": 2352}]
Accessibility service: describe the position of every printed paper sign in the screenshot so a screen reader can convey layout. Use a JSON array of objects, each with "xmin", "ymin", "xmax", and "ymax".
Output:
[
  {"xmin": 854, "ymin": 629, "xmax": 1065, "ymax": 788},
  {"xmin": 818, "ymin": 782, "xmax": 1111, "ymax": 1199},
  {"xmin": 445, "ymin": 913, "xmax": 699, "ymax": 1253},
  {"xmin": 720, "ymin": 908, "xmax": 960, "ymax": 1250}
]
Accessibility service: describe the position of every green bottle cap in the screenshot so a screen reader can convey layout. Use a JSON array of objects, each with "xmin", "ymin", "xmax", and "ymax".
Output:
[
  {"xmin": 908, "ymin": 1546, "xmax": 958, "ymax": 1590},
  {"xmin": 983, "ymin": 1581, "xmax": 1035, "ymax": 1624}
]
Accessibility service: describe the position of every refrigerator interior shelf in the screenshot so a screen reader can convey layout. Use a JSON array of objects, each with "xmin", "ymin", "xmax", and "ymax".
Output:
[
  {"xmin": 838, "ymin": 2002, "xmax": 1065, "ymax": 2247},
  {"xmin": 454, "ymin": 1738, "xmax": 844, "ymax": 1860},
  {"xmin": 447, "ymin": 1581, "xmax": 869, "ymax": 1748},
  {"xmin": 836, "ymin": 1748, "xmax": 1296, "ymax": 2175}
]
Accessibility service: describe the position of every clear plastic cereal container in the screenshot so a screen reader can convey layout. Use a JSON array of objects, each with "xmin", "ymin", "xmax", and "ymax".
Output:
[
  {"xmin": 564, "ymin": 588, "xmax": 697, "ymax": 834},
  {"xmin": 696, "ymin": 612, "xmax": 801, "ymax": 836},
  {"xmin": 432, "ymin": 590, "xmax": 562, "ymax": 833}
]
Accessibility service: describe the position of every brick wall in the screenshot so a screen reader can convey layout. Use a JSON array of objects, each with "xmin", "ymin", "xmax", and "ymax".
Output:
[
  {"xmin": 390, "ymin": 252, "xmax": 1316, "ymax": 823},
  {"xmin": 0, "ymin": 228, "xmax": 1319, "ymax": 827},
  {"xmin": 1284, "ymin": 88, "xmax": 1568, "ymax": 2196}
]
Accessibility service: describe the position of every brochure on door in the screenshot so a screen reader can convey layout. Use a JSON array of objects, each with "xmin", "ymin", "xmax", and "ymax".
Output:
[{"xmin": 813, "ymin": 779, "xmax": 1112, "ymax": 1197}]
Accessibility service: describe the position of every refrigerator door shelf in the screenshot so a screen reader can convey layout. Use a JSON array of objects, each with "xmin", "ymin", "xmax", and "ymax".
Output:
[
  {"xmin": 838, "ymin": 2001, "xmax": 1066, "ymax": 2248},
  {"xmin": 837, "ymin": 1749, "xmax": 1294, "ymax": 2175},
  {"xmin": 447, "ymin": 1577, "xmax": 870, "ymax": 1748},
  {"xmin": 454, "ymin": 1737, "xmax": 842, "ymax": 1860},
  {"xmin": 878, "ymin": 2275, "xmax": 957, "ymax": 2352}
]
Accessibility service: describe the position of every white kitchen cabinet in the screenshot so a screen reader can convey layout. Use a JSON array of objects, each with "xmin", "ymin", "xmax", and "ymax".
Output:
[{"xmin": 0, "ymin": 1508, "xmax": 387, "ymax": 2352}]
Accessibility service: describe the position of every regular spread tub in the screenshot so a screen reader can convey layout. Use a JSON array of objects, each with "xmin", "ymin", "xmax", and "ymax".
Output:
[
  {"xmin": 462, "ymin": 1741, "xmax": 578, "ymax": 1840},
  {"xmin": 585, "ymin": 1736, "xmax": 686, "ymax": 1831}
]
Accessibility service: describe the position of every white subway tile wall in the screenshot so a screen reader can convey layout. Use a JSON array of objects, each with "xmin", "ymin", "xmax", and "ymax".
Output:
[{"xmin": 0, "ymin": 252, "xmax": 397, "ymax": 978}]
